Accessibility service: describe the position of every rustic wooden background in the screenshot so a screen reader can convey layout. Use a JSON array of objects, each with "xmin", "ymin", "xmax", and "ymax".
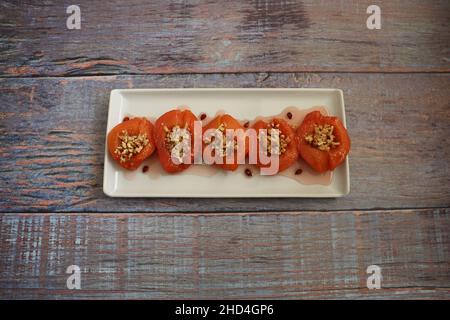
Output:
[{"xmin": 0, "ymin": 0, "xmax": 449, "ymax": 299}]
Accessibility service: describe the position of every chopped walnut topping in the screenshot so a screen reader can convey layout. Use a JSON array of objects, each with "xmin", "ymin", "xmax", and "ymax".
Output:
[
  {"xmin": 264, "ymin": 122, "xmax": 290, "ymax": 156},
  {"xmin": 165, "ymin": 124, "xmax": 191, "ymax": 163},
  {"xmin": 114, "ymin": 130, "xmax": 149, "ymax": 163},
  {"xmin": 304, "ymin": 124, "xmax": 340, "ymax": 151},
  {"xmin": 204, "ymin": 122, "xmax": 236, "ymax": 157}
]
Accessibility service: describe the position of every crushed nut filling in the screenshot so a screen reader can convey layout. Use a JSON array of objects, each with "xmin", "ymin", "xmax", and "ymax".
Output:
[
  {"xmin": 114, "ymin": 130, "xmax": 149, "ymax": 163},
  {"xmin": 304, "ymin": 124, "xmax": 340, "ymax": 151},
  {"xmin": 164, "ymin": 124, "xmax": 191, "ymax": 163},
  {"xmin": 204, "ymin": 123, "xmax": 236, "ymax": 157},
  {"xmin": 264, "ymin": 122, "xmax": 290, "ymax": 156}
]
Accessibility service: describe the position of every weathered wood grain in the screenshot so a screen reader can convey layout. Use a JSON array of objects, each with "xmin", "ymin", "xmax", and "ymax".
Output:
[
  {"xmin": 1, "ymin": 73, "xmax": 449, "ymax": 212},
  {"xmin": 1, "ymin": 0, "xmax": 449, "ymax": 77},
  {"xmin": 0, "ymin": 209, "xmax": 448, "ymax": 299}
]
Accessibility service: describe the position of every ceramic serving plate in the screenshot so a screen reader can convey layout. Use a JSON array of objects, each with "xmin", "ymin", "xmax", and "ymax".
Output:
[{"xmin": 103, "ymin": 88, "xmax": 350, "ymax": 197}]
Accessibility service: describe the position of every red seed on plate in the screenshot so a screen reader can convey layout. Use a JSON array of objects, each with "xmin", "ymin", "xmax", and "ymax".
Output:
[
  {"xmin": 286, "ymin": 112, "xmax": 293, "ymax": 119},
  {"xmin": 142, "ymin": 165, "xmax": 149, "ymax": 173},
  {"xmin": 123, "ymin": 116, "xmax": 130, "ymax": 122},
  {"xmin": 200, "ymin": 113, "xmax": 207, "ymax": 120},
  {"xmin": 245, "ymin": 168, "xmax": 252, "ymax": 177},
  {"xmin": 295, "ymin": 168, "xmax": 303, "ymax": 175}
]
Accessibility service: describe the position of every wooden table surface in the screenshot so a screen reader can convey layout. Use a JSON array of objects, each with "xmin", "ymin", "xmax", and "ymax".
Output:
[{"xmin": 0, "ymin": 0, "xmax": 449, "ymax": 299}]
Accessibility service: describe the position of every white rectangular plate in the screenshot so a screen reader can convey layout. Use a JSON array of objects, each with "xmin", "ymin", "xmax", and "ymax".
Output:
[{"xmin": 103, "ymin": 88, "xmax": 350, "ymax": 197}]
